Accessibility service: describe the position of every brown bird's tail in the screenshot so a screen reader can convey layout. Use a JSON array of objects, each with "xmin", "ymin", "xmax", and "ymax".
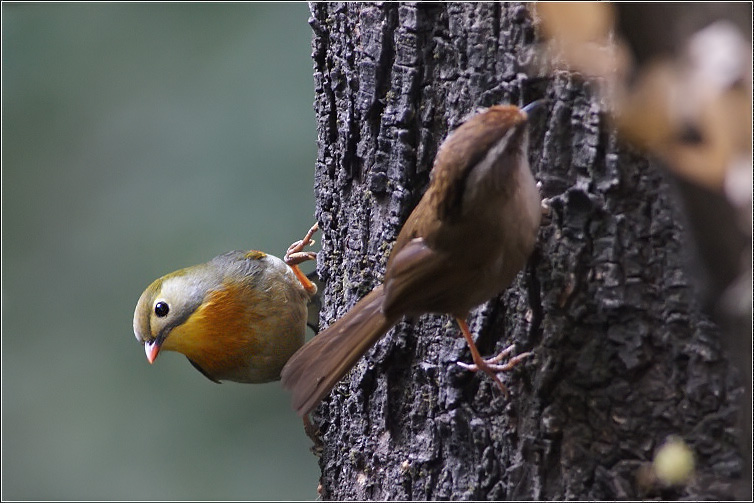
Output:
[{"xmin": 280, "ymin": 284, "xmax": 396, "ymax": 416}]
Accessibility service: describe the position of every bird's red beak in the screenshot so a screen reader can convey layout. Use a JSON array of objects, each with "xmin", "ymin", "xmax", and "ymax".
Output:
[{"xmin": 145, "ymin": 340, "xmax": 161, "ymax": 364}]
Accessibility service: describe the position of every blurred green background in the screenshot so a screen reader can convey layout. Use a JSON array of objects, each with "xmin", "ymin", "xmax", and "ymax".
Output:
[{"xmin": 2, "ymin": 3, "xmax": 321, "ymax": 500}]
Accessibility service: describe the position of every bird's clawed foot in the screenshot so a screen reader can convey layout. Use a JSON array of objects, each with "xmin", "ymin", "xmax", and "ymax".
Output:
[
  {"xmin": 285, "ymin": 223, "xmax": 319, "ymax": 266},
  {"xmin": 455, "ymin": 318, "xmax": 533, "ymax": 398},
  {"xmin": 285, "ymin": 223, "xmax": 319, "ymax": 294},
  {"xmin": 456, "ymin": 343, "xmax": 533, "ymax": 397},
  {"xmin": 457, "ymin": 344, "xmax": 532, "ymax": 373}
]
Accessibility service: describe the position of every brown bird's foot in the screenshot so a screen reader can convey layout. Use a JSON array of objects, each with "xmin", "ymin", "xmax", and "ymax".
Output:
[
  {"xmin": 302, "ymin": 414, "xmax": 323, "ymax": 455},
  {"xmin": 456, "ymin": 344, "xmax": 533, "ymax": 373},
  {"xmin": 455, "ymin": 318, "xmax": 532, "ymax": 398},
  {"xmin": 285, "ymin": 223, "xmax": 319, "ymax": 295}
]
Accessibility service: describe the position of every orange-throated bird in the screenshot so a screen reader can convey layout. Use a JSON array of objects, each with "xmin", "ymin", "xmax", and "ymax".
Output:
[
  {"xmin": 281, "ymin": 102, "xmax": 546, "ymax": 416},
  {"xmin": 133, "ymin": 225, "xmax": 319, "ymax": 384}
]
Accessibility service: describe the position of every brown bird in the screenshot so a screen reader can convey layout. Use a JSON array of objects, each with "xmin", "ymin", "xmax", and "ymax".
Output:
[{"xmin": 281, "ymin": 103, "xmax": 545, "ymax": 416}]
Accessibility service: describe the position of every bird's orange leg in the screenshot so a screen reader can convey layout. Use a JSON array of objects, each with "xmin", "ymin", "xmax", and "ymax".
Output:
[
  {"xmin": 454, "ymin": 317, "xmax": 532, "ymax": 397},
  {"xmin": 284, "ymin": 223, "xmax": 319, "ymax": 295}
]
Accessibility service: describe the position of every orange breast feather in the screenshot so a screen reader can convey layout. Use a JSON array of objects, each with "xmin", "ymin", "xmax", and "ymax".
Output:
[{"xmin": 166, "ymin": 281, "xmax": 263, "ymax": 378}]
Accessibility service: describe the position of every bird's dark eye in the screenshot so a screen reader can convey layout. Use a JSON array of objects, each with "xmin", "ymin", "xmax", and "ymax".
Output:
[{"xmin": 154, "ymin": 301, "xmax": 169, "ymax": 317}]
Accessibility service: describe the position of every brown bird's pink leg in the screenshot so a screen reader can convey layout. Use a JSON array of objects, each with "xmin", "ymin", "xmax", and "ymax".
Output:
[
  {"xmin": 455, "ymin": 318, "xmax": 532, "ymax": 397},
  {"xmin": 284, "ymin": 223, "xmax": 319, "ymax": 295}
]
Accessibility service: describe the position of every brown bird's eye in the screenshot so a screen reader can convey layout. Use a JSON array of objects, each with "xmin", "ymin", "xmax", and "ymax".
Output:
[{"xmin": 154, "ymin": 301, "xmax": 169, "ymax": 317}]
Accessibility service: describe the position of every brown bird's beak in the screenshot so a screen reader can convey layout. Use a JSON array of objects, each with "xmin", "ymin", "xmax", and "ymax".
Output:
[
  {"xmin": 144, "ymin": 340, "xmax": 161, "ymax": 364},
  {"xmin": 521, "ymin": 99, "xmax": 548, "ymax": 118}
]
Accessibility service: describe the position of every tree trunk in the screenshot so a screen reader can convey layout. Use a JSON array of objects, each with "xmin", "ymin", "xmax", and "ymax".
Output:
[{"xmin": 308, "ymin": 3, "xmax": 743, "ymax": 500}]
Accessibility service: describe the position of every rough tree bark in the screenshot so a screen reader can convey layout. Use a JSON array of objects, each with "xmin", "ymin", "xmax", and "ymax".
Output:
[{"xmin": 307, "ymin": 3, "xmax": 743, "ymax": 500}]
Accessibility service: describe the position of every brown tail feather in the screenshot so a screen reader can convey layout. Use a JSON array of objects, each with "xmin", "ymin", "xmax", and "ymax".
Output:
[{"xmin": 280, "ymin": 285, "xmax": 397, "ymax": 416}]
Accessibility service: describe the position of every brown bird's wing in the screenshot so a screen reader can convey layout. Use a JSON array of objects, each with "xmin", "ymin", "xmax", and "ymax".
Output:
[
  {"xmin": 382, "ymin": 237, "xmax": 465, "ymax": 318},
  {"xmin": 280, "ymin": 285, "xmax": 396, "ymax": 416}
]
